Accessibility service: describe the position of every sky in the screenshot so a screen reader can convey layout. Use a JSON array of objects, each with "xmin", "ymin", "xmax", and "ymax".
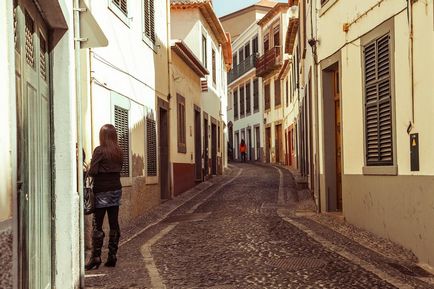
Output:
[{"xmin": 213, "ymin": 0, "xmax": 288, "ymax": 17}]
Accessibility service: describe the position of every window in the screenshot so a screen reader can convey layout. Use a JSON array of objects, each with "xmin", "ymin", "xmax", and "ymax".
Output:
[
  {"xmin": 286, "ymin": 78, "xmax": 289, "ymax": 106},
  {"xmin": 144, "ymin": 0, "xmax": 155, "ymax": 43},
  {"xmin": 244, "ymin": 43, "xmax": 250, "ymax": 58},
  {"xmin": 364, "ymin": 33, "xmax": 393, "ymax": 166},
  {"xmin": 240, "ymin": 85, "xmax": 245, "ymax": 117},
  {"xmin": 264, "ymin": 34, "xmax": 269, "ymax": 52},
  {"xmin": 232, "ymin": 53, "xmax": 237, "ymax": 66},
  {"xmin": 202, "ymin": 35, "xmax": 207, "ymax": 67},
  {"xmin": 264, "ymin": 83, "xmax": 270, "ymax": 110},
  {"xmin": 212, "ymin": 49, "xmax": 216, "ymax": 85},
  {"xmin": 273, "ymin": 25, "xmax": 280, "ymax": 47},
  {"xmin": 252, "ymin": 36, "xmax": 258, "ymax": 55},
  {"xmin": 274, "ymin": 79, "xmax": 281, "ymax": 106},
  {"xmin": 234, "ymin": 90, "xmax": 238, "ymax": 119},
  {"xmin": 177, "ymin": 94, "xmax": 186, "ymax": 153},
  {"xmin": 114, "ymin": 105, "xmax": 129, "ymax": 177},
  {"xmin": 253, "ymin": 79, "xmax": 259, "ymax": 112},
  {"xmin": 112, "ymin": 0, "xmax": 128, "ymax": 15},
  {"xmin": 238, "ymin": 48, "xmax": 244, "ymax": 62},
  {"xmin": 321, "ymin": 0, "xmax": 329, "ymax": 5},
  {"xmin": 146, "ymin": 112, "xmax": 157, "ymax": 176},
  {"xmin": 246, "ymin": 82, "xmax": 251, "ymax": 115}
]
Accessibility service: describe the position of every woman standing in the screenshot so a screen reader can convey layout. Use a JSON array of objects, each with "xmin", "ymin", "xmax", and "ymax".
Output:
[{"xmin": 86, "ymin": 124, "xmax": 123, "ymax": 270}]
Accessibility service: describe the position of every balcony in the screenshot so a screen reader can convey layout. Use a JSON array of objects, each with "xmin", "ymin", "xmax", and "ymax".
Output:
[
  {"xmin": 255, "ymin": 46, "xmax": 282, "ymax": 78},
  {"xmin": 228, "ymin": 54, "xmax": 257, "ymax": 84}
]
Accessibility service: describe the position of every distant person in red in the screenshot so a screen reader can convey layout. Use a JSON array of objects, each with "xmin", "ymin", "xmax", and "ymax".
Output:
[{"xmin": 240, "ymin": 139, "xmax": 247, "ymax": 162}]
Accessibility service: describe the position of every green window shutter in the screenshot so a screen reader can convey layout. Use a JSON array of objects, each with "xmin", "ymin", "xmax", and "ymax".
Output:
[
  {"xmin": 114, "ymin": 106, "xmax": 130, "ymax": 177},
  {"xmin": 146, "ymin": 113, "xmax": 157, "ymax": 176},
  {"xmin": 364, "ymin": 34, "xmax": 393, "ymax": 166}
]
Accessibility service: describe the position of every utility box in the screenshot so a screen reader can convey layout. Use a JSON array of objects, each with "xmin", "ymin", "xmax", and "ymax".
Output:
[{"xmin": 410, "ymin": 133, "xmax": 419, "ymax": 171}]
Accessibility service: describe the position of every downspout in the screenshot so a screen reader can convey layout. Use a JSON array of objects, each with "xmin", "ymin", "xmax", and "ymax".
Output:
[
  {"xmin": 73, "ymin": 0, "xmax": 85, "ymax": 287},
  {"xmin": 166, "ymin": 0, "xmax": 173, "ymax": 198},
  {"xmin": 311, "ymin": 0, "xmax": 321, "ymax": 213},
  {"xmin": 409, "ymin": 0, "xmax": 415, "ymax": 126}
]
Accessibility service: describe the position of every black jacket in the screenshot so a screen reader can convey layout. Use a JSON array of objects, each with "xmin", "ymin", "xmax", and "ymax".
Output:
[{"xmin": 88, "ymin": 146, "xmax": 123, "ymax": 193}]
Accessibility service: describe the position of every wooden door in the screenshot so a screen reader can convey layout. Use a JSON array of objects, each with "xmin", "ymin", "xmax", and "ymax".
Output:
[
  {"xmin": 203, "ymin": 117, "xmax": 209, "ymax": 177},
  {"xmin": 15, "ymin": 1, "xmax": 52, "ymax": 287},
  {"xmin": 255, "ymin": 127, "xmax": 260, "ymax": 161},
  {"xmin": 275, "ymin": 124, "xmax": 282, "ymax": 163},
  {"xmin": 334, "ymin": 71, "xmax": 342, "ymax": 211},
  {"xmin": 265, "ymin": 127, "xmax": 271, "ymax": 163},
  {"xmin": 159, "ymin": 107, "xmax": 169, "ymax": 199},
  {"xmin": 247, "ymin": 128, "xmax": 252, "ymax": 161},
  {"xmin": 194, "ymin": 109, "xmax": 202, "ymax": 181},
  {"xmin": 211, "ymin": 123, "xmax": 217, "ymax": 175}
]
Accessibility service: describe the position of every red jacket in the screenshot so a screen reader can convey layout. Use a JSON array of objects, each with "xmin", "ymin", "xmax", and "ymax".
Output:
[{"xmin": 240, "ymin": 144, "xmax": 246, "ymax": 153}]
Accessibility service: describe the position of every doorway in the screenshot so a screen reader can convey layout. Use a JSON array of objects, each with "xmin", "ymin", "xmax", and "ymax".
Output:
[
  {"xmin": 228, "ymin": 122, "xmax": 233, "ymax": 161},
  {"xmin": 159, "ymin": 102, "xmax": 170, "ymax": 200},
  {"xmin": 265, "ymin": 126, "xmax": 271, "ymax": 163},
  {"xmin": 275, "ymin": 124, "xmax": 282, "ymax": 164},
  {"xmin": 194, "ymin": 107, "xmax": 202, "ymax": 181},
  {"xmin": 211, "ymin": 121, "xmax": 217, "ymax": 175},
  {"xmin": 247, "ymin": 127, "xmax": 252, "ymax": 161},
  {"xmin": 203, "ymin": 114, "xmax": 209, "ymax": 178},
  {"xmin": 255, "ymin": 126, "xmax": 260, "ymax": 161},
  {"xmin": 15, "ymin": 1, "xmax": 52, "ymax": 287},
  {"xmin": 322, "ymin": 63, "xmax": 342, "ymax": 212}
]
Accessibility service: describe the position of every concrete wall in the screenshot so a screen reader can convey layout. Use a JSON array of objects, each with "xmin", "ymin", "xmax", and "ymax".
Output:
[
  {"xmin": 83, "ymin": 0, "xmax": 169, "ymax": 237},
  {"xmin": 317, "ymin": 0, "xmax": 434, "ymax": 266}
]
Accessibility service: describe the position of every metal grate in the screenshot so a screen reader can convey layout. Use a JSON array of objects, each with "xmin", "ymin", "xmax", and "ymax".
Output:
[
  {"xmin": 146, "ymin": 113, "xmax": 157, "ymax": 176},
  {"xmin": 25, "ymin": 11, "xmax": 34, "ymax": 68},
  {"xmin": 114, "ymin": 106, "xmax": 129, "ymax": 177},
  {"xmin": 40, "ymin": 34, "xmax": 47, "ymax": 81},
  {"xmin": 267, "ymin": 257, "xmax": 328, "ymax": 271}
]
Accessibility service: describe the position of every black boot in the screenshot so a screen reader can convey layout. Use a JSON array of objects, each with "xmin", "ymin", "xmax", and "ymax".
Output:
[
  {"xmin": 104, "ymin": 230, "xmax": 120, "ymax": 267},
  {"xmin": 85, "ymin": 230, "xmax": 104, "ymax": 270}
]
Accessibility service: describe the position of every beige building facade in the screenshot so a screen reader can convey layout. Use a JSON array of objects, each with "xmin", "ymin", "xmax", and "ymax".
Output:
[{"xmin": 317, "ymin": 0, "xmax": 434, "ymax": 267}]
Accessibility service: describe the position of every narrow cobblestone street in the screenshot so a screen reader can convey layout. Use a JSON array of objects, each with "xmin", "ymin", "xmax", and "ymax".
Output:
[{"xmin": 85, "ymin": 164, "xmax": 434, "ymax": 289}]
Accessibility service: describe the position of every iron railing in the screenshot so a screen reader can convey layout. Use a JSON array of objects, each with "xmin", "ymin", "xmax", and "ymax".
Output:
[
  {"xmin": 228, "ymin": 53, "xmax": 257, "ymax": 84},
  {"xmin": 256, "ymin": 46, "xmax": 282, "ymax": 77}
]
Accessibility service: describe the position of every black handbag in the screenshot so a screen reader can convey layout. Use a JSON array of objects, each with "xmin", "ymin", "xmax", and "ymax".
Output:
[{"xmin": 84, "ymin": 175, "xmax": 95, "ymax": 215}]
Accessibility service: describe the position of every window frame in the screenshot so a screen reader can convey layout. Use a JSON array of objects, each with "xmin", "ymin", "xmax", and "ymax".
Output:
[
  {"xmin": 109, "ymin": 0, "xmax": 130, "ymax": 27},
  {"xmin": 361, "ymin": 19, "xmax": 397, "ymax": 176}
]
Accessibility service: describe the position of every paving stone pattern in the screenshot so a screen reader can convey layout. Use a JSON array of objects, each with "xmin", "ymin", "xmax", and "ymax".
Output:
[{"xmin": 86, "ymin": 163, "xmax": 433, "ymax": 289}]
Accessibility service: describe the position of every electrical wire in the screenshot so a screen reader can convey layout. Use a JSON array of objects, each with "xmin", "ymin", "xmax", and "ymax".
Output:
[{"xmin": 91, "ymin": 51, "xmax": 168, "ymax": 97}]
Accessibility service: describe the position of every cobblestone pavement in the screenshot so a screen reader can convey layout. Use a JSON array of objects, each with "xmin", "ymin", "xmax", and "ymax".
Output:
[{"xmin": 86, "ymin": 163, "xmax": 434, "ymax": 289}]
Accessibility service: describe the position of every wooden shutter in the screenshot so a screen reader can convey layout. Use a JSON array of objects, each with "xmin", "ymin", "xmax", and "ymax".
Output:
[
  {"xmin": 177, "ymin": 94, "xmax": 186, "ymax": 153},
  {"xmin": 253, "ymin": 79, "xmax": 259, "ymax": 111},
  {"xmin": 275, "ymin": 79, "xmax": 281, "ymax": 106},
  {"xmin": 265, "ymin": 83, "xmax": 270, "ymax": 110},
  {"xmin": 146, "ymin": 113, "xmax": 157, "ymax": 176},
  {"xmin": 114, "ymin": 106, "xmax": 130, "ymax": 177},
  {"xmin": 113, "ymin": 0, "xmax": 128, "ymax": 15},
  {"xmin": 246, "ymin": 82, "xmax": 251, "ymax": 114},
  {"xmin": 25, "ymin": 11, "xmax": 35, "ymax": 68},
  {"xmin": 234, "ymin": 90, "xmax": 238, "ymax": 118},
  {"xmin": 240, "ymin": 85, "xmax": 245, "ymax": 117},
  {"xmin": 212, "ymin": 49, "xmax": 216, "ymax": 84},
  {"xmin": 364, "ymin": 34, "xmax": 393, "ymax": 166},
  {"xmin": 144, "ymin": 0, "xmax": 155, "ymax": 43}
]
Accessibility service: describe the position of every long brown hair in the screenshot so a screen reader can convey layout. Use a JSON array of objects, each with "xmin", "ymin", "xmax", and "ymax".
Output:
[{"xmin": 99, "ymin": 124, "xmax": 123, "ymax": 163}]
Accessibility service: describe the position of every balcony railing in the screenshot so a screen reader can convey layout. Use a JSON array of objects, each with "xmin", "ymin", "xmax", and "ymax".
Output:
[
  {"xmin": 228, "ymin": 54, "xmax": 257, "ymax": 84},
  {"xmin": 255, "ymin": 46, "xmax": 282, "ymax": 77}
]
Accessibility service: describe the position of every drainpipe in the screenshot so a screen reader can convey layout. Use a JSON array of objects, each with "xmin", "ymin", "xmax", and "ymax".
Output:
[
  {"xmin": 73, "ymin": 0, "xmax": 85, "ymax": 286},
  {"xmin": 409, "ymin": 0, "xmax": 415, "ymax": 126},
  {"xmin": 310, "ymin": 0, "xmax": 321, "ymax": 213},
  {"xmin": 166, "ymin": 0, "xmax": 173, "ymax": 198}
]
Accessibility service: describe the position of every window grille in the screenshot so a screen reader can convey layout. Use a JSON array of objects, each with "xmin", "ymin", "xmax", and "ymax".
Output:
[
  {"xmin": 113, "ymin": 0, "xmax": 128, "ymax": 15},
  {"xmin": 40, "ymin": 34, "xmax": 47, "ymax": 81},
  {"xmin": 363, "ymin": 34, "xmax": 393, "ymax": 166},
  {"xmin": 114, "ymin": 106, "xmax": 130, "ymax": 177},
  {"xmin": 144, "ymin": 0, "xmax": 155, "ymax": 43},
  {"xmin": 146, "ymin": 113, "xmax": 157, "ymax": 176},
  {"xmin": 25, "ymin": 11, "xmax": 34, "ymax": 68}
]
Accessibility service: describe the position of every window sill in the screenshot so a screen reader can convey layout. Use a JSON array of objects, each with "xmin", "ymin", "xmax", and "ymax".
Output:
[
  {"xmin": 362, "ymin": 165, "xmax": 398, "ymax": 176},
  {"xmin": 108, "ymin": 2, "xmax": 131, "ymax": 27},
  {"xmin": 142, "ymin": 34, "xmax": 157, "ymax": 53},
  {"xmin": 121, "ymin": 176, "xmax": 132, "ymax": 187}
]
